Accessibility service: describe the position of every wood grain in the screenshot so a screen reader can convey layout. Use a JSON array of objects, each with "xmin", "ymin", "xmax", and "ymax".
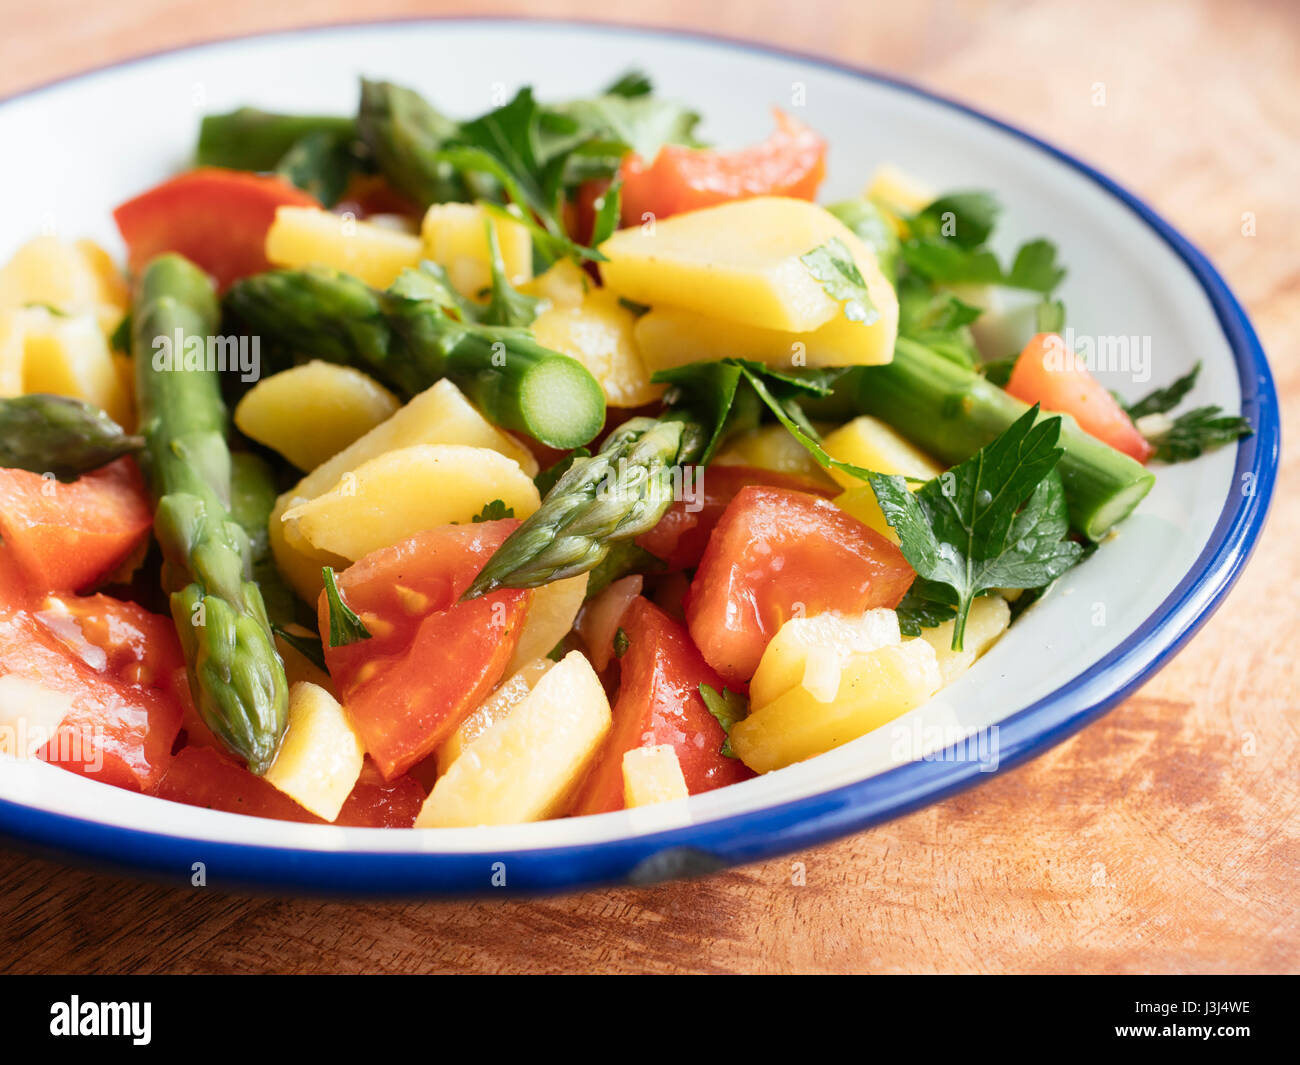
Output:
[{"xmin": 0, "ymin": 0, "xmax": 1295, "ymax": 974}]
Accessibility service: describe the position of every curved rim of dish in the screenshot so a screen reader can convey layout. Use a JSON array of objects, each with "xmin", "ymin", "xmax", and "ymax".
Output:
[{"xmin": 0, "ymin": 16, "xmax": 1279, "ymax": 895}]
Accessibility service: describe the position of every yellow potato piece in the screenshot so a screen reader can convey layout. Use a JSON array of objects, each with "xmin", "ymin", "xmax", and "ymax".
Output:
[
  {"xmin": 504, "ymin": 574, "xmax": 588, "ymax": 676},
  {"xmin": 436, "ymin": 658, "xmax": 554, "ymax": 775},
  {"xmin": 283, "ymin": 444, "xmax": 540, "ymax": 561},
  {"xmin": 275, "ymin": 631, "xmax": 335, "ymax": 693},
  {"xmin": 531, "ymin": 289, "xmax": 661, "ymax": 407},
  {"xmin": 234, "ymin": 361, "xmax": 400, "ymax": 471},
  {"xmin": 519, "ymin": 258, "xmax": 589, "ymax": 310},
  {"xmin": 713, "ymin": 424, "xmax": 838, "ymax": 488},
  {"xmin": 266, "ymin": 206, "xmax": 422, "ymax": 288},
  {"xmin": 417, "ymin": 650, "xmax": 612, "ymax": 827},
  {"xmin": 265, "ymin": 682, "xmax": 365, "ymax": 822},
  {"xmin": 0, "ymin": 310, "xmax": 25, "ymax": 396},
  {"xmin": 915, "ymin": 595, "xmax": 1011, "ymax": 686},
  {"xmin": 633, "ymin": 280, "xmax": 898, "ymax": 372},
  {"xmin": 622, "ymin": 745, "xmax": 689, "ymax": 808},
  {"xmin": 421, "ymin": 203, "xmax": 533, "ymax": 299},
  {"xmin": 749, "ymin": 609, "xmax": 901, "ymax": 710},
  {"xmin": 271, "ymin": 378, "xmax": 538, "ymax": 602},
  {"xmin": 822, "ymin": 416, "xmax": 943, "ymax": 489},
  {"xmin": 20, "ymin": 308, "xmax": 132, "ymax": 426},
  {"xmin": 730, "ymin": 639, "xmax": 942, "ymax": 773},
  {"xmin": 600, "ymin": 196, "xmax": 889, "ymax": 333},
  {"xmin": 832, "ymin": 484, "xmax": 900, "ymax": 544},
  {"xmin": 865, "ymin": 164, "xmax": 936, "ymax": 236},
  {"xmin": 0, "ymin": 236, "xmax": 127, "ymax": 334}
]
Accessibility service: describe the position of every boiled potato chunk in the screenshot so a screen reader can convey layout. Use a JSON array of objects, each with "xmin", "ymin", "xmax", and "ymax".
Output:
[
  {"xmin": 622, "ymin": 745, "xmax": 689, "ymax": 808},
  {"xmin": 915, "ymin": 595, "xmax": 1011, "ymax": 685},
  {"xmin": 271, "ymin": 378, "xmax": 537, "ymax": 602},
  {"xmin": 599, "ymin": 196, "xmax": 888, "ymax": 334},
  {"xmin": 866, "ymin": 163, "xmax": 935, "ymax": 234},
  {"xmin": 0, "ymin": 236, "xmax": 127, "ymax": 334},
  {"xmin": 283, "ymin": 444, "xmax": 540, "ymax": 561},
  {"xmin": 531, "ymin": 289, "xmax": 661, "ymax": 407},
  {"xmin": 264, "ymin": 681, "xmax": 364, "ymax": 821},
  {"xmin": 731, "ymin": 640, "xmax": 942, "ymax": 773},
  {"xmin": 266, "ymin": 206, "xmax": 422, "ymax": 288},
  {"xmin": 421, "ymin": 203, "xmax": 532, "ymax": 299},
  {"xmin": 234, "ymin": 361, "xmax": 400, "ymax": 471},
  {"xmin": 832, "ymin": 484, "xmax": 899, "ymax": 543},
  {"xmin": 633, "ymin": 289, "xmax": 898, "ymax": 371},
  {"xmin": 0, "ymin": 311, "xmax": 24, "ymax": 396},
  {"xmin": 20, "ymin": 308, "xmax": 132, "ymax": 426},
  {"xmin": 504, "ymin": 574, "xmax": 589, "ymax": 676},
  {"xmin": 714, "ymin": 424, "xmax": 838, "ymax": 488},
  {"xmin": 749, "ymin": 608, "xmax": 901, "ymax": 709},
  {"xmin": 436, "ymin": 658, "xmax": 554, "ymax": 775},
  {"xmin": 519, "ymin": 258, "xmax": 589, "ymax": 310},
  {"xmin": 822, "ymin": 416, "xmax": 943, "ymax": 489},
  {"xmin": 417, "ymin": 651, "xmax": 612, "ymax": 827}
]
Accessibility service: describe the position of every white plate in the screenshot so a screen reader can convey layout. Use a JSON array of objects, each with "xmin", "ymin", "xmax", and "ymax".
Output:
[{"xmin": 0, "ymin": 19, "xmax": 1278, "ymax": 894}]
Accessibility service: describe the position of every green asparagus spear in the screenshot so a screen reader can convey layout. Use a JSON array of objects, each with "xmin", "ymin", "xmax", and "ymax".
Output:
[
  {"xmin": 197, "ymin": 108, "xmax": 356, "ymax": 171},
  {"xmin": 228, "ymin": 450, "xmax": 301, "ymax": 631},
  {"xmin": 355, "ymin": 80, "xmax": 471, "ymax": 206},
  {"xmin": 225, "ymin": 267, "xmax": 606, "ymax": 449},
  {"xmin": 854, "ymin": 337, "xmax": 1155, "ymax": 539},
  {"xmin": 0, "ymin": 393, "xmax": 143, "ymax": 481},
  {"xmin": 464, "ymin": 415, "xmax": 702, "ymax": 598},
  {"xmin": 133, "ymin": 254, "xmax": 288, "ymax": 774}
]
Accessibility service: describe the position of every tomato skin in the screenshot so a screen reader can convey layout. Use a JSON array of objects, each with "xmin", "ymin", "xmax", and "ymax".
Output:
[
  {"xmin": 319, "ymin": 521, "xmax": 532, "ymax": 780},
  {"xmin": 1006, "ymin": 333, "xmax": 1154, "ymax": 463},
  {"xmin": 636, "ymin": 464, "xmax": 839, "ymax": 571},
  {"xmin": 685, "ymin": 486, "xmax": 915, "ymax": 687},
  {"xmin": 0, "ymin": 593, "xmax": 187, "ymax": 793},
  {"xmin": 0, "ymin": 458, "xmax": 153, "ymax": 593},
  {"xmin": 113, "ymin": 167, "xmax": 318, "ymax": 291},
  {"xmin": 571, "ymin": 178, "xmax": 612, "ymax": 245},
  {"xmin": 156, "ymin": 747, "xmax": 424, "ymax": 826},
  {"xmin": 573, "ymin": 597, "xmax": 753, "ymax": 816},
  {"xmin": 619, "ymin": 110, "xmax": 826, "ymax": 226}
]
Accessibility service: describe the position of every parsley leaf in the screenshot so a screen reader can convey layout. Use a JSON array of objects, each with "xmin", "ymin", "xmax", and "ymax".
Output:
[
  {"xmin": 1125, "ymin": 361, "xmax": 1201, "ymax": 420},
  {"xmin": 699, "ymin": 683, "xmax": 747, "ymax": 758},
  {"xmin": 1144, "ymin": 406, "xmax": 1252, "ymax": 462},
  {"xmin": 272, "ymin": 624, "xmax": 328, "ymax": 672},
  {"xmin": 473, "ymin": 499, "xmax": 516, "ymax": 523},
  {"xmin": 908, "ymin": 191, "xmax": 1000, "ymax": 249},
  {"xmin": 1004, "ymin": 238, "xmax": 1067, "ymax": 293},
  {"xmin": 275, "ymin": 128, "xmax": 359, "ymax": 207},
  {"xmin": 480, "ymin": 219, "xmax": 541, "ymax": 327},
  {"xmin": 613, "ymin": 627, "xmax": 631, "ymax": 659},
  {"xmin": 868, "ymin": 406, "xmax": 1083, "ymax": 650},
  {"xmin": 604, "ymin": 69, "xmax": 653, "ymax": 98},
  {"xmin": 589, "ymin": 179, "xmax": 623, "ymax": 247},
  {"xmin": 321, "ymin": 566, "xmax": 371, "ymax": 647},
  {"xmin": 800, "ymin": 238, "xmax": 880, "ymax": 324},
  {"xmin": 826, "ymin": 198, "xmax": 900, "ymax": 281},
  {"xmin": 893, "ymin": 590, "xmax": 957, "ymax": 637}
]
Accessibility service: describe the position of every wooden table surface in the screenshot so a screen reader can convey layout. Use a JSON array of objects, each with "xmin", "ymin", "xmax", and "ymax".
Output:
[{"xmin": 0, "ymin": 0, "xmax": 1295, "ymax": 975}]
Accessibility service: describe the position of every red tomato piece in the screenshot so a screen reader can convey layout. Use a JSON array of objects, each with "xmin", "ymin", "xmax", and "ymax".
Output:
[
  {"xmin": 573, "ymin": 597, "xmax": 753, "ymax": 816},
  {"xmin": 571, "ymin": 177, "xmax": 613, "ymax": 245},
  {"xmin": 156, "ymin": 747, "xmax": 424, "ymax": 827},
  {"xmin": 0, "ymin": 458, "xmax": 153, "ymax": 593},
  {"xmin": 319, "ymin": 521, "xmax": 532, "ymax": 780},
  {"xmin": 0, "ymin": 593, "xmax": 186, "ymax": 793},
  {"xmin": 636, "ymin": 464, "xmax": 839, "ymax": 571},
  {"xmin": 113, "ymin": 167, "xmax": 318, "ymax": 291},
  {"xmin": 1006, "ymin": 333, "xmax": 1154, "ymax": 463},
  {"xmin": 685, "ymin": 486, "xmax": 915, "ymax": 686},
  {"xmin": 619, "ymin": 110, "xmax": 827, "ymax": 226}
]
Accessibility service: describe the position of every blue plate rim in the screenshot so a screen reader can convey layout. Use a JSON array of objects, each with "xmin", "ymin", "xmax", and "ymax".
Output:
[{"xmin": 0, "ymin": 16, "xmax": 1279, "ymax": 896}]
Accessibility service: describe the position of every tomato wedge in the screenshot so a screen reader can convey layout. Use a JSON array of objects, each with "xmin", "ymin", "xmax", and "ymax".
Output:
[
  {"xmin": 573, "ymin": 597, "xmax": 753, "ymax": 816},
  {"xmin": 1006, "ymin": 333, "xmax": 1154, "ymax": 463},
  {"xmin": 319, "ymin": 521, "xmax": 532, "ymax": 780},
  {"xmin": 113, "ymin": 167, "xmax": 318, "ymax": 291},
  {"xmin": 619, "ymin": 110, "xmax": 826, "ymax": 226},
  {"xmin": 636, "ymin": 464, "xmax": 839, "ymax": 571},
  {"xmin": 156, "ymin": 747, "xmax": 424, "ymax": 827},
  {"xmin": 685, "ymin": 486, "xmax": 915, "ymax": 686},
  {"xmin": 0, "ymin": 457, "xmax": 153, "ymax": 593},
  {"xmin": 0, "ymin": 592, "xmax": 187, "ymax": 793}
]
